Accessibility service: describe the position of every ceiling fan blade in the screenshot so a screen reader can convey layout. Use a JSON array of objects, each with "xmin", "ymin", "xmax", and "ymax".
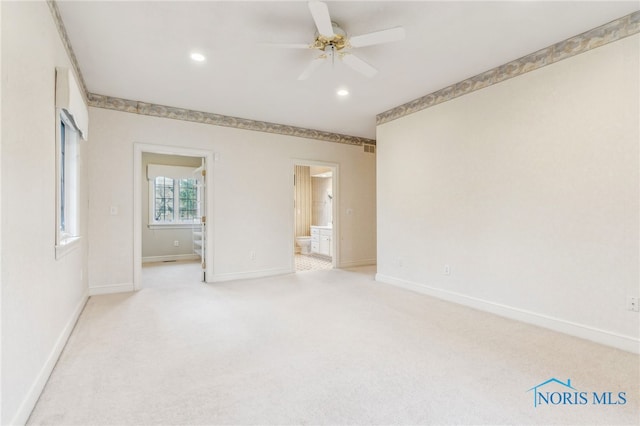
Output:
[
  {"xmin": 341, "ymin": 53, "xmax": 378, "ymax": 78},
  {"xmin": 308, "ymin": 1, "xmax": 335, "ymax": 38},
  {"xmin": 298, "ymin": 56, "xmax": 326, "ymax": 80},
  {"xmin": 349, "ymin": 27, "xmax": 406, "ymax": 48},
  {"xmin": 261, "ymin": 43, "xmax": 312, "ymax": 49}
]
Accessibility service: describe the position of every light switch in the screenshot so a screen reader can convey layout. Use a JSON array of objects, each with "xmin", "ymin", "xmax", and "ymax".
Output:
[{"xmin": 110, "ymin": 206, "xmax": 118, "ymax": 216}]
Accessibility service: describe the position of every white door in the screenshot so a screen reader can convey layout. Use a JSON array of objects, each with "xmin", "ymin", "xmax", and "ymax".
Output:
[{"xmin": 195, "ymin": 159, "xmax": 207, "ymax": 282}]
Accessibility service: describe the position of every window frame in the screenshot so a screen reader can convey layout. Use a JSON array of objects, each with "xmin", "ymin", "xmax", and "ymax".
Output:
[
  {"xmin": 55, "ymin": 109, "xmax": 81, "ymax": 258},
  {"xmin": 148, "ymin": 175, "xmax": 200, "ymax": 229}
]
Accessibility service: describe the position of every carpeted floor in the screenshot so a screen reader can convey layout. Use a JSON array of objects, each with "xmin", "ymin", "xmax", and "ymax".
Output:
[
  {"xmin": 28, "ymin": 266, "xmax": 639, "ymax": 425},
  {"xmin": 141, "ymin": 256, "xmax": 332, "ymax": 288},
  {"xmin": 142, "ymin": 260, "xmax": 203, "ymax": 288}
]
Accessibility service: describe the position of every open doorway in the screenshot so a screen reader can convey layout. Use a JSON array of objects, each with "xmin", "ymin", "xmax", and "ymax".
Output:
[
  {"xmin": 141, "ymin": 152, "xmax": 203, "ymax": 288},
  {"xmin": 133, "ymin": 144, "xmax": 214, "ymax": 290},
  {"xmin": 293, "ymin": 162, "xmax": 338, "ymax": 272}
]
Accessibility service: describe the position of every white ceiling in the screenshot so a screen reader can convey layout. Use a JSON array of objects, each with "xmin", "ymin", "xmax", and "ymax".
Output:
[{"xmin": 56, "ymin": 1, "xmax": 639, "ymax": 140}]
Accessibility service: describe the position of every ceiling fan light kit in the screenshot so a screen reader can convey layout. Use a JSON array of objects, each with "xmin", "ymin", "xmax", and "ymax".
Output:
[{"xmin": 270, "ymin": 1, "xmax": 406, "ymax": 81}]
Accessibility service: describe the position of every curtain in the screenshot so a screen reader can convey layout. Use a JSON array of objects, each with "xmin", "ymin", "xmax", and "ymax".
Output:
[
  {"xmin": 55, "ymin": 67, "xmax": 89, "ymax": 140},
  {"xmin": 147, "ymin": 164, "xmax": 197, "ymax": 181},
  {"xmin": 294, "ymin": 165, "xmax": 312, "ymax": 238}
]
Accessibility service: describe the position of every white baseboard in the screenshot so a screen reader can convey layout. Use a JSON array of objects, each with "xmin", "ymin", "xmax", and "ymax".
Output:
[
  {"xmin": 376, "ymin": 273, "xmax": 640, "ymax": 354},
  {"xmin": 88, "ymin": 282, "xmax": 134, "ymax": 296},
  {"xmin": 142, "ymin": 254, "xmax": 200, "ymax": 264},
  {"xmin": 339, "ymin": 258, "xmax": 377, "ymax": 268},
  {"xmin": 211, "ymin": 267, "xmax": 292, "ymax": 283},
  {"xmin": 10, "ymin": 289, "xmax": 89, "ymax": 426}
]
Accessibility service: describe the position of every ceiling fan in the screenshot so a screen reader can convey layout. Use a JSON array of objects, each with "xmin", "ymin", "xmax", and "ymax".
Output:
[{"xmin": 270, "ymin": 1, "xmax": 405, "ymax": 80}]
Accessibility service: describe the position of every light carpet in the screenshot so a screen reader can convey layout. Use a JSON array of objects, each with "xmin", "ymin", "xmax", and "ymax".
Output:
[
  {"xmin": 141, "ymin": 260, "xmax": 203, "ymax": 289},
  {"xmin": 28, "ymin": 266, "xmax": 639, "ymax": 425}
]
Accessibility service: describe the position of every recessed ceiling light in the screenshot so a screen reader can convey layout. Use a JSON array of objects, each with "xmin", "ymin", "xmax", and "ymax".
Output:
[
  {"xmin": 190, "ymin": 52, "xmax": 206, "ymax": 62},
  {"xmin": 337, "ymin": 89, "xmax": 349, "ymax": 97}
]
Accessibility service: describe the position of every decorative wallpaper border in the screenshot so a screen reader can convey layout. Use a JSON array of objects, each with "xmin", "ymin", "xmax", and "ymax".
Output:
[
  {"xmin": 47, "ymin": 0, "xmax": 88, "ymax": 102},
  {"xmin": 47, "ymin": 1, "xmax": 374, "ymax": 146},
  {"xmin": 377, "ymin": 11, "xmax": 640, "ymax": 125},
  {"xmin": 50, "ymin": 1, "xmax": 637, "ymax": 143},
  {"xmin": 88, "ymin": 94, "xmax": 376, "ymax": 146}
]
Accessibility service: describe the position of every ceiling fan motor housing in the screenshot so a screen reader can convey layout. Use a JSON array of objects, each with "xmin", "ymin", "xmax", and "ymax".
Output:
[{"xmin": 312, "ymin": 22, "xmax": 347, "ymax": 51}]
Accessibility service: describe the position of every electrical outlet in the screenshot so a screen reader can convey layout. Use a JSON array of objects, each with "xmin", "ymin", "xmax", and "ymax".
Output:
[
  {"xmin": 444, "ymin": 264, "xmax": 451, "ymax": 276},
  {"xmin": 173, "ymin": 240, "xmax": 179, "ymax": 247},
  {"xmin": 627, "ymin": 297, "xmax": 639, "ymax": 312}
]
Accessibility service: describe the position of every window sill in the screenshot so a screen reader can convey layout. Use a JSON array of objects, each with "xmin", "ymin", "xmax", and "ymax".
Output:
[
  {"xmin": 55, "ymin": 236, "xmax": 81, "ymax": 259},
  {"xmin": 148, "ymin": 223, "xmax": 200, "ymax": 230}
]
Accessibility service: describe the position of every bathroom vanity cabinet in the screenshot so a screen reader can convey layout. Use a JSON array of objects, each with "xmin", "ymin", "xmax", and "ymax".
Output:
[{"xmin": 310, "ymin": 226, "xmax": 332, "ymax": 257}]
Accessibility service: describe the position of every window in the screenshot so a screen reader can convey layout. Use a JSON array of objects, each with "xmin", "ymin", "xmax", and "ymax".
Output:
[
  {"xmin": 56, "ymin": 109, "xmax": 80, "ymax": 256},
  {"xmin": 150, "ymin": 176, "xmax": 199, "ymax": 225},
  {"xmin": 54, "ymin": 68, "xmax": 87, "ymax": 258},
  {"xmin": 154, "ymin": 176, "xmax": 175, "ymax": 222},
  {"xmin": 178, "ymin": 178, "xmax": 198, "ymax": 221}
]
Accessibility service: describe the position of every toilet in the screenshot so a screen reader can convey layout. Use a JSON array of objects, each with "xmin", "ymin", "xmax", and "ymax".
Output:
[{"xmin": 295, "ymin": 236, "xmax": 312, "ymax": 255}]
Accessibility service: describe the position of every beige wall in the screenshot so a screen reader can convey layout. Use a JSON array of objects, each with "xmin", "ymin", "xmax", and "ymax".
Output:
[
  {"xmin": 312, "ymin": 176, "xmax": 332, "ymax": 226},
  {"xmin": 1, "ymin": 2, "xmax": 89, "ymax": 423},
  {"xmin": 376, "ymin": 35, "xmax": 639, "ymax": 352},
  {"xmin": 141, "ymin": 153, "xmax": 201, "ymax": 260},
  {"xmin": 88, "ymin": 107, "xmax": 376, "ymax": 289}
]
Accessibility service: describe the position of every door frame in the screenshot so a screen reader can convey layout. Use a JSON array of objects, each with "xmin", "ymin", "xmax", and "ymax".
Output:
[
  {"xmin": 133, "ymin": 143, "xmax": 215, "ymax": 289},
  {"xmin": 290, "ymin": 159, "xmax": 339, "ymax": 271}
]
